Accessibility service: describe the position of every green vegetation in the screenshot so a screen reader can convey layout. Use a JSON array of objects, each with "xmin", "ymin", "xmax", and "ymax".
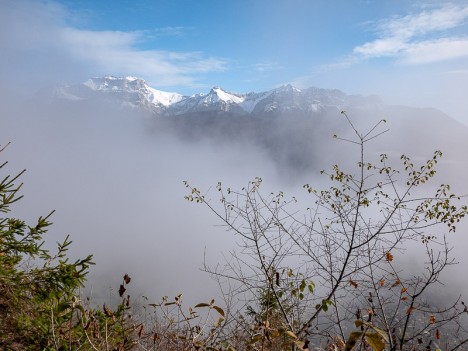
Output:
[
  {"xmin": 0, "ymin": 142, "xmax": 231, "ymax": 350},
  {"xmin": 1, "ymin": 114, "xmax": 467, "ymax": 350}
]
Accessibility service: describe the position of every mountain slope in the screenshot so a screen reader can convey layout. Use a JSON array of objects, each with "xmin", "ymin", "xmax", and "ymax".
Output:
[
  {"xmin": 35, "ymin": 75, "xmax": 468, "ymax": 183},
  {"xmin": 42, "ymin": 76, "xmax": 383, "ymax": 118}
]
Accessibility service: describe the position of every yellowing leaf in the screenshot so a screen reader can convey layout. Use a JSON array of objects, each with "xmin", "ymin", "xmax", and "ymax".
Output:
[
  {"xmin": 213, "ymin": 305, "xmax": 225, "ymax": 317},
  {"xmin": 285, "ymin": 331, "xmax": 297, "ymax": 339},
  {"xmin": 386, "ymin": 252, "xmax": 394, "ymax": 262},
  {"xmin": 249, "ymin": 334, "xmax": 263, "ymax": 344},
  {"xmin": 295, "ymin": 340, "xmax": 309, "ymax": 350},
  {"xmin": 346, "ymin": 332, "xmax": 362, "ymax": 351},
  {"xmin": 213, "ymin": 317, "xmax": 224, "ymax": 327},
  {"xmin": 365, "ymin": 332, "xmax": 385, "ymax": 351},
  {"xmin": 194, "ymin": 303, "xmax": 210, "ymax": 308}
]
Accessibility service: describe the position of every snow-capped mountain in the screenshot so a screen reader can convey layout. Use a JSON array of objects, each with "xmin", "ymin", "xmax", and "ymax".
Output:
[
  {"xmin": 41, "ymin": 76, "xmax": 383, "ymax": 117},
  {"xmin": 41, "ymin": 76, "xmax": 185, "ymax": 113},
  {"xmin": 83, "ymin": 76, "xmax": 185, "ymax": 107},
  {"xmin": 28, "ymin": 75, "xmax": 468, "ymax": 186}
]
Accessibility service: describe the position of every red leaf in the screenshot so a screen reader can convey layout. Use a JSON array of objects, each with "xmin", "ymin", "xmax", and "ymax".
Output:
[{"xmin": 119, "ymin": 284, "xmax": 126, "ymax": 297}]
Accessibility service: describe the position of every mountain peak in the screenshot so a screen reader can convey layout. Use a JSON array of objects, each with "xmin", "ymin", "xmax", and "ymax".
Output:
[
  {"xmin": 84, "ymin": 76, "xmax": 145, "ymax": 91},
  {"xmin": 274, "ymin": 84, "xmax": 301, "ymax": 93},
  {"xmin": 207, "ymin": 87, "xmax": 245, "ymax": 104},
  {"xmin": 44, "ymin": 76, "xmax": 382, "ymax": 116}
]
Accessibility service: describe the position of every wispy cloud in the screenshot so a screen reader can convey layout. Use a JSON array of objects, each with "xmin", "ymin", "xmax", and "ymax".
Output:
[
  {"xmin": 0, "ymin": 0, "xmax": 227, "ymax": 89},
  {"xmin": 351, "ymin": 4, "xmax": 468, "ymax": 65},
  {"xmin": 254, "ymin": 61, "xmax": 282, "ymax": 72},
  {"xmin": 61, "ymin": 28, "xmax": 227, "ymax": 86},
  {"xmin": 150, "ymin": 26, "xmax": 193, "ymax": 38},
  {"xmin": 400, "ymin": 38, "xmax": 468, "ymax": 64}
]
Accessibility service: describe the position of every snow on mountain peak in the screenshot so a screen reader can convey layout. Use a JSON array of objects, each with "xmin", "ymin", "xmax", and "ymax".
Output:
[
  {"xmin": 274, "ymin": 84, "xmax": 301, "ymax": 93},
  {"xmin": 146, "ymin": 86, "xmax": 184, "ymax": 107},
  {"xmin": 81, "ymin": 76, "xmax": 183, "ymax": 107},
  {"xmin": 45, "ymin": 76, "xmax": 382, "ymax": 116},
  {"xmin": 210, "ymin": 87, "xmax": 245, "ymax": 104}
]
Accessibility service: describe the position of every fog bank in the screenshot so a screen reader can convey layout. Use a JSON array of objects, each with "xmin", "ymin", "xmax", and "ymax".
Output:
[{"xmin": 1, "ymin": 95, "xmax": 467, "ymax": 306}]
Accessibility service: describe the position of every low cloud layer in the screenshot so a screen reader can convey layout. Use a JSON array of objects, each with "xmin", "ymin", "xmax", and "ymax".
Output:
[
  {"xmin": 0, "ymin": 97, "xmax": 289, "ymax": 304},
  {"xmin": 1, "ymin": 0, "xmax": 467, "ymax": 307},
  {"xmin": 2, "ymin": 92, "xmax": 468, "ymax": 305}
]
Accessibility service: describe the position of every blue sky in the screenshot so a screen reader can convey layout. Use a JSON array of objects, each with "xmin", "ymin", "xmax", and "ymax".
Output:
[{"xmin": 2, "ymin": 0, "xmax": 468, "ymax": 123}]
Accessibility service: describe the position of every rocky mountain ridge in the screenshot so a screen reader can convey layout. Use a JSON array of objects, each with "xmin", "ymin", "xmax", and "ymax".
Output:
[{"xmin": 42, "ymin": 76, "xmax": 384, "ymax": 117}]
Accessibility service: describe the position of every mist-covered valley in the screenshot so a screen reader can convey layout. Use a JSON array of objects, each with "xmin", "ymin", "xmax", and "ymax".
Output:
[
  {"xmin": 3, "ymin": 1, "xmax": 468, "ymax": 348},
  {"xmin": 1, "ymin": 84, "xmax": 468, "ymax": 309}
]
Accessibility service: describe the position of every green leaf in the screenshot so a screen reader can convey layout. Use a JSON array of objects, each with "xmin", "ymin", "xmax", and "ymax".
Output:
[
  {"xmin": 75, "ymin": 304, "xmax": 86, "ymax": 315},
  {"xmin": 300, "ymin": 279, "xmax": 306, "ymax": 292},
  {"xmin": 57, "ymin": 302, "xmax": 71, "ymax": 313}
]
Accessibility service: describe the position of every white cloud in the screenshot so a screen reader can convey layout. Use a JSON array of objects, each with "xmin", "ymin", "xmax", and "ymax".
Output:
[
  {"xmin": 352, "ymin": 4, "xmax": 468, "ymax": 65},
  {"xmin": 254, "ymin": 61, "xmax": 282, "ymax": 72},
  {"xmin": 381, "ymin": 5, "xmax": 468, "ymax": 39},
  {"xmin": 0, "ymin": 0, "xmax": 227, "ymax": 89},
  {"xmin": 353, "ymin": 38, "xmax": 407, "ymax": 57},
  {"xmin": 60, "ymin": 28, "xmax": 227, "ymax": 86},
  {"xmin": 400, "ymin": 38, "xmax": 468, "ymax": 64}
]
